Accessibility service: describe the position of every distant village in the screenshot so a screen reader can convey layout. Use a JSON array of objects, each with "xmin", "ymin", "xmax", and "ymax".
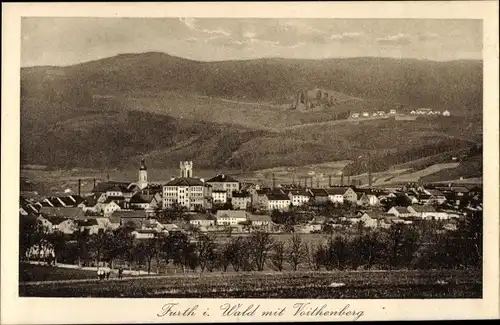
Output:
[{"xmin": 21, "ymin": 157, "xmax": 482, "ymax": 250}]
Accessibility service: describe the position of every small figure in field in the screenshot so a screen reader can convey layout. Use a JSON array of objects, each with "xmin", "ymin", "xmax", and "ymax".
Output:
[
  {"xmin": 97, "ymin": 269, "xmax": 105, "ymax": 281},
  {"xmin": 101, "ymin": 266, "xmax": 111, "ymax": 280},
  {"xmin": 118, "ymin": 267, "xmax": 124, "ymax": 279}
]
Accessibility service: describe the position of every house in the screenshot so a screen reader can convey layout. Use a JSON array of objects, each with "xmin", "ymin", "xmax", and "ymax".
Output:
[
  {"xmin": 442, "ymin": 110, "xmax": 451, "ymax": 116},
  {"xmin": 76, "ymin": 218, "xmax": 101, "ymax": 234},
  {"xmin": 407, "ymin": 205, "xmax": 449, "ymax": 220},
  {"xmin": 389, "ymin": 109, "xmax": 397, "ymax": 114},
  {"xmin": 339, "ymin": 186, "xmax": 358, "ymax": 204},
  {"xmin": 377, "ymin": 111, "xmax": 385, "ymax": 116},
  {"xmin": 188, "ymin": 214, "xmax": 215, "ymax": 227},
  {"xmin": 110, "ymin": 210, "xmax": 147, "ymax": 229},
  {"xmin": 162, "ymin": 177, "xmax": 208, "ymax": 211},
  {"xmin": 254, "ymin": 189, "xmax": 270, "ymax": 210},
  {"xmin": 247, "ymin": 214, "xmax": 272, "ymax": 227},
  {"xmin": 425, "ymin": 189, "xmax": 447, "ymax": 205},
  {"xmin": 212, "ymin": 190, "xmax": 228, "ymax": 204},
  {"xmin": 387, "ymin": 206, "xmax": 412, "ymax": 218},
  {"xmin": 215, "ymin": 210, "xmax": 247, "ymax": 226},
  {"xmin": 206, "ymin": 174, "xmax": 240, "ymax": 198},
  {"xmin": 325, "ymin": 187, "xmax": 345, "ymax": 204},
  {"xmin": 57, "ymin": 219, "xmax": 79, "ymax": 234},
  {"xmin": 131, "ymin": 229, "xmax": 157, "ymax": 239},
  {"xmin": 231, "ymin": 191, "xmax": 252, "ymax": 210},
  {"xmin": 362, "ymin": 112, "xmax": 369, "ymax": 117},
  {"xmin": 410, "ymin": 110, "xmax": 416, "ymax": 115},
  {"xmin": 95, "ymin": 200, "xmax": 123, "ymax": 216},
  {"xmin": 40, "ymin": 206, "xmax": 85, "ymax": 220},
  {"xmin": 351, "ymin": 113, "xmax": 360, "ymax": 119},
  {"xmin": 356, "ymin": 192, "xmax": 370, "ymax": 206},
  {"xmin": 266, "ymin": 193, "xmax": 291, "ymax": 211},
  {"xmin": 287, "ymin": 189, "xmax": 311, "ymax": 206},
  {"xmin": 130, "ymin": 193, "xmax": 153, "ymax": 210},
  {"xmin": 293, "ymin": 224, "xmax": 315, "ymax": 234},
  {"xmin": 148, "ymin": 192, "xmax": 163, "ymax": 212},
  {"xmin": 359, "ymin": 213, "xmax": 380, "ymax": 229},
  {"xmin": 308, "ymin": 188, "xmax": 329, "ymax": 204}
]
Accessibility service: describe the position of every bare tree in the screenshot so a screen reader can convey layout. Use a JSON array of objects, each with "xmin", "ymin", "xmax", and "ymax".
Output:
[
  {"xmin": 197, "ymin": 234, "xmax": 216, "ymax": 273},
  {"xmin": 270, "ymin": 241, "xmax": 285, "ymax": 271},
  {"xmin": 249, "ymin": 231, "xmax": 275, "ymax": 271},
  {"xmin": 286, "ymin": 234, "xmax": 306, "ymax": 271}
]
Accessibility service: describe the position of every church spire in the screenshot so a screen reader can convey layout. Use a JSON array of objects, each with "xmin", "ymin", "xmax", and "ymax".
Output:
[{"xmin": 140, "ymin": 157, "xmax": 147, "ymax": 171}]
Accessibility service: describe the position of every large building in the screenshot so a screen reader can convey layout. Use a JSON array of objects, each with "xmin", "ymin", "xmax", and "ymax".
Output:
[
  {"xmin": 162, "ymin": 162, "xmax": 210, "ymax": 211},
  {"xmin": 206, "ymin": 174, "xmax": 240, "ymax": 198}
]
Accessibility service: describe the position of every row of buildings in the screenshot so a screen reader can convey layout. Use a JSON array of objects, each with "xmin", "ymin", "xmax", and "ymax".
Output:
[{"xmin": 350, "ymin": 108, "xmax": 451, "ymax": 119}]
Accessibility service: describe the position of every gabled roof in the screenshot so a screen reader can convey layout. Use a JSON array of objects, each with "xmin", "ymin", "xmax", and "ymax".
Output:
[
  {"xmin": 390, "ymin": 206, "xmax": 409, "ymax": 214},
  {"xmin": 40, "ymin": 207, "xmax": 85, "ymax": 219},
  {"xmin": 309, "ymin": 188, "xmax": 328, "ymax": 197},
  {"xmin": 426, "ymin": 189, "xmax": 445, "ymax": 197},
  {"xmin": 410, "ymin": 205, "xmax": 437, "ymax": 213},
  {"xmin": 48, "ymin": 197, "xmax": 64, "ymax": 207},
  {"xmin": 69, "ymin": 195, "xmax": 85, "ymax": 205},
  {"xmin": 58, "ymin": 196, "xmax": 75, "ymax": 206},
  {"xmin": 325, "ymin": 187, "xmax": 347, "ymax": 195},
  {"xmin": 232, "ymin": 191, "xmax": 251, "ymax": 198},
  {"xmin": 206, "ymin": 174, "xmax": 239, "ymax": 183},
  {"xmin": 288, "ymin": 189, "xmax": 310, "ymax": 197},
  {"xmin": 247, "ymin": 214, "xmax": 272, "ymax": 222},
  {"xmin": 103, "ymin": 196, "xmax": 126, "ymax": 204},
  {"xmin": 165, "ymin": 177, "xmax": 205, "ymax": 187},
  {"xmin": 188, "ymin": 214, "xmax": 214, "ymax": 221},
  {"xmin": 266, "ymin": 193, "xmax": 290, "ymax": 201},
  {"xmin": 111, "ymin": 210, "xmax": 146, "ymax": 219},
  {"xmin": 130, "ymin": 193, "xmax": 152, "ymax": 204},
  {"xmin": 215, "ymin": 210, "xmax": 247, "ymax": 220},
  {"xmin": 44, "ymin": 215, "xmax": 68, "ymax": 225},
  {"xmin": 77, "ymin": 219, "xmax": 99, "ymax": 227}
]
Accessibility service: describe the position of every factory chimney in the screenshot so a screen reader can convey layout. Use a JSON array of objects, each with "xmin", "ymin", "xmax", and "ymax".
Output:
[{"xmin": 78, "ymin": 179, "xmax": 81, "ymax": 197}]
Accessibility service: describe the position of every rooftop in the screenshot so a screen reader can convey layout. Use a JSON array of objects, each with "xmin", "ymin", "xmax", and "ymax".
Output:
[
  {"xmin": 165, "ymin": 177, "xmax": 205, "ymax": 187},
  {"xmin": 206, "ymin": 174, "xmax": 239, "ymax": 183}
]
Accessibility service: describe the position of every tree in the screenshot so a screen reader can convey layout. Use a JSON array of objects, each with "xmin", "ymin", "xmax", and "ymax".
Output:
[
  {"xmin": 324, "ymin": 236, "xmax": 349, "ymax": 270},
  {"xmin": 45, "ymin": 231, "xmax": 66, "ymax": 265},
  {"xmin": 75, "ymin": 229, "xmax": 91, "ymax": 266},
  {"xmin": 286, "ymin": 234, "xmax": 306, "ymax": 271},
  {"xmin": 387, "ymin": 225, "xmax": 420, "ymax": 269},
  {"xmin": 270, "ymin": 241, "xmax": 285, "ymax": 271},
  {"xmin": 197, "ymin": 234, "xmax": 217, "ymax": 273},
  {"xmin": 351, "ymin": 231, "xmax": 388, "ymax": 269},
  {"xmin": 249, "ymin": 231, "xmax": 274, "ymax": 271},
  {"xmin": 19, "ymin": 216, "xmax": 44, "ymax": 261},
  {"xmin": 134, "ymin": 237, "xmax": 159, "ymax": 274},
  {"xmin": 218, "ymin": 242, "xmax": 233, "ymax": 272}
]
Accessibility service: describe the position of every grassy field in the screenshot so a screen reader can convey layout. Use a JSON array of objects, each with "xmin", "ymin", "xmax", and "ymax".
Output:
[
  {"xmin": 20, "ymin": 263, "xmax": 99, "ymax": 282},
  {"xmin": 19, "ymin": 269, "xmax": 482, "ymax": 298}
]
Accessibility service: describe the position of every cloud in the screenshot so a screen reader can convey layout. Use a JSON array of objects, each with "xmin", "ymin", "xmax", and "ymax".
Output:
[
  {"xmin": 330, "ymin": 32, "xmax": 363, "ymax": 42},
  {"xmin": 178, "ymin": 17, "xmax": 231, "ymax": 37},
  {"xmin": 376, "ymin": 33, "xmax": 412, "ymax": 45}
]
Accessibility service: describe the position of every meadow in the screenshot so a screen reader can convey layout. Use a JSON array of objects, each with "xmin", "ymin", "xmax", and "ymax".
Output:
[{"xmin": 19, "ymin": 268, "xmax": 481, "ymax": 298}]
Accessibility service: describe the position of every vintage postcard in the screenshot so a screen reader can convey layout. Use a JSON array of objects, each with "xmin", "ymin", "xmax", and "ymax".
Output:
[{"xmin": 1, "ymin": 1, "xmax": 499, "ymax": 324}]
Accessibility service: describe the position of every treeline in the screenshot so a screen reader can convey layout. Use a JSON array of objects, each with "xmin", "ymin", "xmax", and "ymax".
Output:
[{"xmin": 20, "ymin": 211, "xmax": 482, "ymax": 273}]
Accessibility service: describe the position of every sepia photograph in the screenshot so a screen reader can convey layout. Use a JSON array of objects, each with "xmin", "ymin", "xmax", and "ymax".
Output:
[{"xmin": 2, "ymin": 1, "xmax": 499, "ymax": 323}]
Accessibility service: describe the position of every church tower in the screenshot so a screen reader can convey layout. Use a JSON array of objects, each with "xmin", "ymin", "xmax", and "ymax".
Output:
[
  {"xmin": 138, "ymin": 158, "xmax": 148, "ymax": 189},
  {"xmin": 180, "ymin": 161, "xmax": 193, "ymax": 178}
]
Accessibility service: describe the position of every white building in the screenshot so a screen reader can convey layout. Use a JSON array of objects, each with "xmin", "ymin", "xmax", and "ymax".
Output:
[
  {"xmin": 351, "ymin": 113, "xmax": 360, "ymax": 119},
  {"xmin": 163, "ymin": 163, "xmax": 208, "ymax": 211},
  {"xmin": 206, "ymin": 174, "xmax": 240, "ymax": 198},
  {"xmin": 188, "ymin": 214, "xmax": 215, "ymax": 227},
  {"xmin": 266, "ymin": 193, "xmax": 291, "ymax": 211},
  {"xmin": 212, "ymin": 190, "xmax": 228, "ymax": 204},
  {"xmin": 442, "ymin": 110, "xmax": 451, "ymax": 116},
  {"xmin": 215, "ymin": 210, "xmax": 247, "ymax": 226},
  {"xmin": 325, "ymin": 188, "xmax": 345, "ymax": 204},
  {"xmin": 407, "ymin": 205, "xmax": 449, "ymax": 220},
  {"xmin": 389, "ymin": 109, "xmax": 397, "ymax": 114},
  {"xmin": 362, "ymin": 112, "xmax": 369, "ymax": 117},
  {"xmin": 287, "ymin": 189, "xmax": 311, "ymax": 206},
  {"xmin": 231, "ymin": 192, "xmax": 252, "ymax": 210}
]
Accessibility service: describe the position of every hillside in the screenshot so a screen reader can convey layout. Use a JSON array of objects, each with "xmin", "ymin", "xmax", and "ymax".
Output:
[
  {"xmin": 20, "ymin": 53, "xmax": 483, "ymax": 175},
  {"xmin": 21, "ymin": 53, "xmax": 483, "ymax": 116}
]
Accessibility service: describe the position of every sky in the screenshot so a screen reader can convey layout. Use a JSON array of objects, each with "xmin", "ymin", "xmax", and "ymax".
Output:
[{"xmin": 21, "ymin": 18, "xmax": 482, "ymax": 67}]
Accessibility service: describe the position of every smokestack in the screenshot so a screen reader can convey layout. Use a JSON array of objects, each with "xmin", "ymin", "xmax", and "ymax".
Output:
[
  {"xmin": 272, "ymin": 173, "xmax": 276, "ymax": 189},
  {"xmin": 317, "ymin": 178, "xmax": 320, "ymax": 188},
  {"xmin": 347, "ymin": 175, "xmax": 351, "ymax": 186},
  {"xmin": 292, "ymin": 173, "xmax": 295, "ymax": 185},
  {"xmin": 329, "ymin": 175, "xmax": 332, "ymax": 187},
  {"xmin": 341, "ymin": 173, "xmax": 344, "ymax": 186},
  {"xmin": 310, "ymin": 176, "xmax": 313, "ymax": 188},
  {"xmin": 93, "ymin": 178, "xmax": 96, "ymax": 189},
  {"xmin": 78, "ymin": 179, "xmax": 81, "ymax": 197},
  {"xmin": 368, "ymin": 169, "xmax": 372, "ymax": 188},
  {"xmin": 107, "ymin": 174, "xmax": 110, "ymax": 181}
]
